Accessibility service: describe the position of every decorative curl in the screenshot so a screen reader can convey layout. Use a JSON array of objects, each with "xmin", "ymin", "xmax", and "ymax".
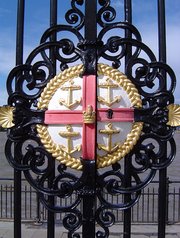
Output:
[
  {"xmin": 63, "ymin": 211, "xmax": 82, "ymax": 235},
  {"xmin": 65, "ymin": 0, "xmax": 84, "ymax": 30},
  {"xmin": 98, "ymin": 0, "xmax": 116, "ymax": 27}
]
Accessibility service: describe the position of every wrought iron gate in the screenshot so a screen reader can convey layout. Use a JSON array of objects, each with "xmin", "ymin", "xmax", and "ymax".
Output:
[{"xmin": 0, "ymin": 0, "xmax": 179, "ymax": 238}]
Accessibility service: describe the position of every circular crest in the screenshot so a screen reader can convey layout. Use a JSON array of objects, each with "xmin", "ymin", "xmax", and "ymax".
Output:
[{"xmin": 37, "ymin": 64, "xmax": 143, "ymax": 170}]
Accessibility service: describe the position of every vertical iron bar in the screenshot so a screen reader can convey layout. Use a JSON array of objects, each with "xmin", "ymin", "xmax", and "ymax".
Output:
[
  {"xmin": 82, "ymin": 1, "xmax": 97, "ymax": 237},
  {"xmin": 173, "ymin": 187, "xmax": 176, "ymax": 223},
  {"xmin": 30, "ymin": 186, "xmax": 32, "ymax": 219},
  {"xmin": 136, "ymin": 194, "xmax": 139, "ymax": 222},
  {"xmin": 142, "ymin": 189, "xmax": 144, "ymax": 222},
  {"xmin": 35, "ymin": 191, "xmax": 41, "ymax": 224},
  {"xmin": 14, "ymin": 0, "xmax": 25, "ymax": 237},
  {"xmin": 10, "ymin": 185, "xmax": 13, "ymax": 218},
  {"xmin": 85, "ymin": 0, "xmax": 97, "ymax": 41},
  {"xmin": 47, "ymin": 1, "xmax": 57, "ymax": 238},
  {"xmin": 14, "ymin": 147, "xmax": 22, "ymax": 232},
  {"xmin": 124, "ymin": 0, "xmax": 132, "ymax": 237},
  {"xmin": 5, "ymin": 185, "xmax": 7, "ymax": 218},
  {"xmin": 152, "ymin": 187, "xmax": 155, "ymax": 222},
  {"xmin": 0, "ymin": 185, "xmax": 2, "ymax": 218},
  {"xmin": 157, "ymin": 0, "xmax": 167, "ymax": 237},
  {"xmin": 123, "ymin": 156, "xmax": 132, "ymax": 238},
  {"xmin": 116, "ymin": 195, "xmax": 119, "ymax": 222},
  {"xmin": 82, "ymin": 162, "xmax": 96, "ymax": 238},
  {"xmin": 178, "ymin": 188, "xmax": 180, "ymax": 222},
  {"xmin": 25, "ymin": 185, "xmax": 27, "ymax": 219},
  {"xmin": 158, "ymin": 0, "xmax": 167, "ymax": 64},
  {"xmin": 166, "ymin": 178, "xmax": 169, "ymax": 224},
  {"xmin": 147, "ymin": 188, "xmax": 150, "ymax": 222},
  {"xmin": 16, "ymin": 0, "xmax": 25, "ymax": 65}
]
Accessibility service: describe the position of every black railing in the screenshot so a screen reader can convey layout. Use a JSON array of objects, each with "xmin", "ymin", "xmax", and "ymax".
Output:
[{"xmin": 0, "ymin": 179, "xmax": 179, "ymax": 225}]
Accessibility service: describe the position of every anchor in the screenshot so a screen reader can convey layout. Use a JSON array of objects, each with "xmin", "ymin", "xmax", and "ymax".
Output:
[
  {"xmin": 98, "ymin": 78, "xmax": 121, "ymax": 107},
  {"xmin": 59, "ymin": 125, "xmax": 81, "ymax": 154},
  {"xmin": 98, "ymin": 123, "xmax": 121, "ymax": 153},
  {"xmin": 59, "ymin": 79, "xmax": 82, "ymax": 109}
]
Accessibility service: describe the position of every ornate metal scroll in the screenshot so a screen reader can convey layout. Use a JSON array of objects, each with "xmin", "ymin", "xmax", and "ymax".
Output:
[{"xmin": 0, "ymin": 1, "xmax": 179, "ymax": 237}]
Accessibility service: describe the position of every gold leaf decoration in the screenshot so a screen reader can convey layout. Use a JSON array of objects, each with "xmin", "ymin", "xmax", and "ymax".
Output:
[
  {"xmin": 167, "ymin": 104, "xmax": 180, "ymax": 127},
  {"xmin": 0, "ymin": 106, "xmax": 15, "ymax": 128}
]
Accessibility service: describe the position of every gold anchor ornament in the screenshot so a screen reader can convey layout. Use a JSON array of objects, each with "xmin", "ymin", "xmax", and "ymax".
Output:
[
  {"xmin": 98, "ymin": 123, "xmax": 121, "ymax": 153},
  {"xmin": 59, "ymin": 125, "xmax": 81, "ymax": 154},
  {"xmin": 59, "ymin": 79, "xmax": 82, "ymax": 109},
  {"xmin": 98, "ymin": 78, "xmax": 121, "ymax": 107}
]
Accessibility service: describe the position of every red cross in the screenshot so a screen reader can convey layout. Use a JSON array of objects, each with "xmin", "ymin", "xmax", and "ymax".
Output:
[{"xmin": 44, "ymin": 75, "xmax": 134, "ymax": 160}]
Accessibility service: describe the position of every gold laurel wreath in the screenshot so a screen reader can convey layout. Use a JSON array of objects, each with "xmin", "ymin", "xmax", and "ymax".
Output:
[{"xmin": 37, "ymin": 64, "xmax": 143, "ymax": 170}]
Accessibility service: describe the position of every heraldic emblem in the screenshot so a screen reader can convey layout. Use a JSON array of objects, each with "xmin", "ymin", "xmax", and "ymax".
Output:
[
  {"xmin": 1, "ymin": 63, "xmax": 180, "ymax": 170},
  {"xmin": 36, "ymin": 64, "xmax": 143, "ymax": 170}
]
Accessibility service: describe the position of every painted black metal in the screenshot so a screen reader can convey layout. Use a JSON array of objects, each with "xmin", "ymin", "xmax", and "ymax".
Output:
[
  {"xmin": 157, "ymin": 1, "xmax": 168, "ymax": 237},
  {"xmin": 14, "ymin": 1, "xmax": 25, "ymax": 238},
  {"xmin": 47, "ymin": 1, "xmax": 57, "ymax": 237},
  {"xmin": 4, "ymin": 0, "xmax": 177, "ymax": 237},
  {"xmin": 81, "ymin": 160, "xmax": 96, "ymax": 238},
  {"xmin": 123, "ymin": 1, "xmax": 133, "ymax": 237},
  {"xmin": 81, "ymin": 1, "xmax": 97, "ymax": 237}
]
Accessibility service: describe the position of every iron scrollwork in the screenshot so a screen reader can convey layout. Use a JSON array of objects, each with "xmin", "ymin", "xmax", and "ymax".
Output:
[
  {"xmin": 1, "ymin": 1, "xmax": 178, "ymax": 237},
  {"xmin": 95, "ymin": 2, "xmax": 177, "ymax": 236},
  {"xmin": 4, "ymin": 2, "xmax": 87, "ymax": 237}
]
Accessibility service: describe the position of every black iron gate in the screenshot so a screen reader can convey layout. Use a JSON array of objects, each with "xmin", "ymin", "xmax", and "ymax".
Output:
[{"xmin": 0, "ymin": 0, "xmax": 178, "ymax": 238}]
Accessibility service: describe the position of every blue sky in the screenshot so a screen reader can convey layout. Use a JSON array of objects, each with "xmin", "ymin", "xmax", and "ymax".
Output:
[{"xmin": 0, "ymin": 0, "xmax": 180, "ymax": 105}]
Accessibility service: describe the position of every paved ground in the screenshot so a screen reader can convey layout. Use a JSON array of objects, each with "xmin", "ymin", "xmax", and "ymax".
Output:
[{"xmin": 0, "ymin": 221, "xmax": 180, "ymax": 238}]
